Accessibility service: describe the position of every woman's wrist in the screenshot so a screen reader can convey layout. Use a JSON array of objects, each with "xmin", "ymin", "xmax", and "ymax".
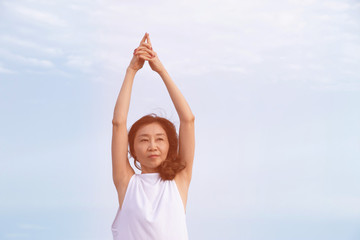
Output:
[
  {"xmin": 156, "ymin": 66, "xmax": 167, "ymax": 76},
  {"xmin": 127, "ymin": 66, "xmax": 138, "ymax": 74}
]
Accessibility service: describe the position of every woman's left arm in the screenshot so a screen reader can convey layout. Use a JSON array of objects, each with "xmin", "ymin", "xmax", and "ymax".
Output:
[
  {"xmin": 159, "ymin": 69, "xmax": 195, "ymax": 122},
  {"xmin": 159, "ymin": 68, "xmax": 195, "ymax": 182},
  {"xmin": 135, "ymin": 34, "xmax": 195, "ymax": 182}
]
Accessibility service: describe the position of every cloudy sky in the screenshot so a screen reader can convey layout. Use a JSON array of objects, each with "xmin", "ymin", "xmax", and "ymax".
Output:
[{"xmin": 1, "ymin": 0, "xmax": 360, "ymax": 239}]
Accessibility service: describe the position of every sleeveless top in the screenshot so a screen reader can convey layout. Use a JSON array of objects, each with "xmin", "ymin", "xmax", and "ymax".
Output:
[{"xmin": 111, "ymin": 172, "xmax": 189, "ymax": 240}]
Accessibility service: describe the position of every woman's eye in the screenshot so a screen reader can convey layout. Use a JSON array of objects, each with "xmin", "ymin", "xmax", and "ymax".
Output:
[
  {"xmin": 157, "ymin": 138, "xmax": 164, "ymax": 141},
  {"xmin": 140, "ymin": 139, "xmax": 148, "ymax": 142}
]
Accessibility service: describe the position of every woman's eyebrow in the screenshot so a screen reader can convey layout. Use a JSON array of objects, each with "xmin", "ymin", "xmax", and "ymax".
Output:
[{"xmin": 138, "ymin": 133, "xmax": 166, "ymax": 137}]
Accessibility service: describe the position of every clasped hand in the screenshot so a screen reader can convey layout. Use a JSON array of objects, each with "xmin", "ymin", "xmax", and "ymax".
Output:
[{"xmin": 128, "ymin": 33, "xmax": 165, "ymax": 73}]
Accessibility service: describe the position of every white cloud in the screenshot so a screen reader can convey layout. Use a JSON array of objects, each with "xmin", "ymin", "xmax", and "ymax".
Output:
[
  {"xmin": 0, "ymin": 63, "xmax": 14, "ymax": 74},
  {"xmin": 3, "ymin": 2, "xmax": 67, "ymax": 27},
  {"xmin": 323, "ymin": 1, "xmax": 351, "ymax": 11},
  {"xmin": 3, "ymin": 233, "xmax": 29, "ymax": 238},
  {"xmin": 0, "ymin": 35, "xmax": 63, "ymax": 56},
  {"xmin": 66, "ymin": 55, "xmax": 93, "ymax": 72},
  {"xmin": 0, "ymin": 50, "xmax": 54, "ymax": 68},
  {"xmin": 18, "ymin": 223, "xmax": 46, "ymax": 230},
  {"xmin": 18, "ymin": 55, "xmax": 53, "ymax": 68},
  {"xmin": 216, "ymin": 65, "xmax": 247, "ymax": 73},
  {"xmin": 287, "ymin": 64, "xmax": 303, "ymax": 70}
]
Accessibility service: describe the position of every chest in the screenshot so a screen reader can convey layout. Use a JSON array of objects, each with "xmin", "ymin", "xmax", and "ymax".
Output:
[
  {"xmin": 118, "ymin": 175, "xmax": 188, "ymax": 212},
  {"xmin": 117, "ymin": 174, "xmax": 189, "ymax": 214}
]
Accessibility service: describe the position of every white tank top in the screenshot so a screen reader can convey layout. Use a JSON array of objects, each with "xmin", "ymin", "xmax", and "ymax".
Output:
[{"xmin": 111, "ymin": 172, "xmax": 189, "ymax": 240}]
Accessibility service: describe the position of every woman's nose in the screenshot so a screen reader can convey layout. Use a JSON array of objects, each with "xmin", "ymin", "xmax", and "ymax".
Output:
[{"xmin": 148, "ymin": 140, "xmax": 157, "ymax": 150}]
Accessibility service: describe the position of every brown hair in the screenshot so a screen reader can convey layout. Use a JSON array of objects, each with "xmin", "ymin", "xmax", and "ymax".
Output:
[{"xmin": 128, "ymin": 113, "xmax": 186, "ymax": 181}]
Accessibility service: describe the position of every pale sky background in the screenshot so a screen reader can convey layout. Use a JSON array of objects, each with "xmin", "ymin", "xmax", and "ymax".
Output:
[{"xmin": 1, "ymin": 0, "xmax": 360, "ymax": 239}]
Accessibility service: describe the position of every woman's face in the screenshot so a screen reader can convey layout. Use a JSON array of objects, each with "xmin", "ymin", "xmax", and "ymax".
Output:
[{"xmin": 134, "ymin": 122, "xmax": 169, "ymax": 173}]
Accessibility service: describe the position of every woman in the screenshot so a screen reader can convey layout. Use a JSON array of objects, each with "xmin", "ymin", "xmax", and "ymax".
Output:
[{"xmin": 111, "ymin": 33, "xmax": 195, "ymax": 240}]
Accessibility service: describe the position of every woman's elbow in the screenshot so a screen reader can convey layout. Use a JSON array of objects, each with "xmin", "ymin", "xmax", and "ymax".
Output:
[{"xmin": 181, "ymin": 114, "xmax": 195, "ymax": 123}]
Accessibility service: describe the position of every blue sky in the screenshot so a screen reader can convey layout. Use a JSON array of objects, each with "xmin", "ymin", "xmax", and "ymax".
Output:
[{"xmin": 1, "ymin": 0, "xmax": 360, "ymax": 239}]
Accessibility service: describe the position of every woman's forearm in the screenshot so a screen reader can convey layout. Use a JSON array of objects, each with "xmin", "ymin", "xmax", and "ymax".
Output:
[
  {"xmin": 158, "ymin": 69, "xmax": 195, "ymax": 122},
  {"xmin": 112, "ymin": 67, "xmax": 137, "ymax": 125}
]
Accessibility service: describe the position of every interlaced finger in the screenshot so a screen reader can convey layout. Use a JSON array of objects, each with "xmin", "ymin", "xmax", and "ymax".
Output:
[
  {"xmin": 138, "ymin": 54, "xmax": 152, "ymax": 61},
  {"xmin": 135, "ymin": 47, "xmax": 155, "ymax": 57},
  {"xmin": 135, "ymin": 50, "xmax": 153, "ymax": 58},
  {"xmin": 140, "ymin": 42, "xmax": 152, "ymax": 49}
]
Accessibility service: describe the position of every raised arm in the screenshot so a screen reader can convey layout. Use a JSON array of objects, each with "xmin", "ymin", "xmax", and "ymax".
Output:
[
  {"xmin": 111, "ymin": 67, "xmax": 136, "ymax": 190},
  {"xmin": 135, "ymin": 34, "xmax": 195, "ymax": 183},
  {"xmin": 158, "ymin": 68, "xmax": 195, "ymax": 183},
  {"xmin": 158, "ymin": 69, "xmax": 195, "ymax": 122},
  {"xmin": 112, "ymin": 33, "xmax": 152, "ymax": 191}
]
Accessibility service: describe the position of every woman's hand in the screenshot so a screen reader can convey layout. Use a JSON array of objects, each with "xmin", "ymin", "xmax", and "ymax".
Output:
[
  {"xmin": 128, "ymin": 33, "xmax": 149, "ymax": 72},
  {"xmin": 134, "ymin": 33, "xmax": 165, "ymax": 74}
]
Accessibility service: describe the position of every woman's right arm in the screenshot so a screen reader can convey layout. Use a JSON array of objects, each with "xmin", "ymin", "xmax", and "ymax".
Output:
[
  {"xmin": 111, "ymin": 67, "xmax": 137, "ymax": 190},
  {"xmin": 112, "ymin": 33, "xmax": 152, "ymax": 190}
]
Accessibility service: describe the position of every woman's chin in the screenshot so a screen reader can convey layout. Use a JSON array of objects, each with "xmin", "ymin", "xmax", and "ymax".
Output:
[{"xmin": 142, "ymin": 160, "xmax": 163, "ymax": 169}]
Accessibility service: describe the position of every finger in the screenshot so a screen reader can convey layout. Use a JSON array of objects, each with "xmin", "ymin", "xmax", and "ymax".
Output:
[
  {"xmin": 137, "ymin": 54, "xmax": 152, "ymax": 60},
  {"xmin": 140, "ymin": 33, "xmax": 147, "ymax": 44},
  {"xmin": 135, "ymin": 51, "xmax": 152, "ymax": 58},
  {"xmin": 140, "ymin": 42, "xmax": 152, "ymax": 49},
  {"xmin": 147, "ymin": 34, "xmax": 152, "ymax": 48},
  {"xmin": 135, "ymin": 47, "xmax": 156, "ymax": 55},
  {"xmin": 141, "ymin": 52, "xmax": 155, "ymax": 60},
  {"xmin": 135, "ymin": 49, "xmax": 152, "ymax": 55},
  {"xmin": 135, "ymin": 48, "xmax": 155, "ymax": 57},
  {"xmin": 137, "ymin": 46, "xmax": 152, "ymax": 52},
  {"xmin": 139, "ymin": 54, "xmax": 151, "ymax": 61}
]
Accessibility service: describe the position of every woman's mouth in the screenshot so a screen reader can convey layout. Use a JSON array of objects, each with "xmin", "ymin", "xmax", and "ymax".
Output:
[{"xmin": 148, "ymin": 155, "xmax": 159, "ymax": 158}]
